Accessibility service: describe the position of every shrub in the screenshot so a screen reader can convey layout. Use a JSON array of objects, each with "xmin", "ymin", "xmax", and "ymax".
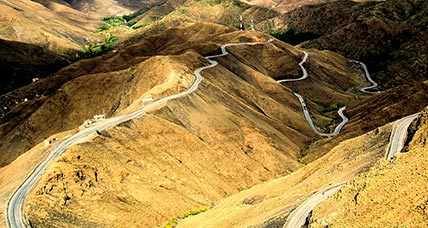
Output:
[
  {"xmin": 103, "ymin": 16, "xmax": 127, "ymax": 25},
  {"xmin": 97, "ymin": 16, "xmax": 127, "ymax": 32},
  {"xmin": 97, "ymin": 10, "xmax": 146, "ymax": 32},
  {"xmin": 321, "ymin": 102, "xmax": 345, "ymax": 113},
  {"xmin": 80, "ymin": 34, "xmax": 118, "ymax": 58},
  {"xmin": 164, "ymin": 207, "xmax": 209, "ymax": 228}
]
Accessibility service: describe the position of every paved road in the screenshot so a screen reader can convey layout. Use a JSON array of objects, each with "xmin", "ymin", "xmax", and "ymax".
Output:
[
  {"xmin": 6, "ymin": 38, "xmax": 274, "ymax": 228},
  {"xmin": 385, "ymin": 113, "xmax": 420, "ymax": 160},
  {"xmin": 277, "ymin": 51, "xmax": 348, "ymax": 137},
  {"xmin": 350, "ymin": 60, "xmax": 378, "ymax": 93},
  {"xmin": 277, "ymin": 52, "xmax": 309, "ymax": 83},
  {"xmin": 283, "ymin": 183, "xmax": 344, "ymax": 228},
  {"xmin": 293, "ymin": 93, "xmax": 348, "ymax": 137}
]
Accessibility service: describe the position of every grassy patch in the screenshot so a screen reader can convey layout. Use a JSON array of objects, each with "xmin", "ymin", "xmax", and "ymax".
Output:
[
  {"xmin": 80, "ymin": 34, "xmax": 118, "ymax": 58},
  {"xmin": 194, "ymin": 0, "xmax": 224, "ymax": 5},
  {"xmin": 270, "ymin": 28, "xmax": 319, "ymax": 45},
  {"xmin": 97, "ymin": 16, "xmax": 126, "ymax": 32},
  {"xmin": 164, "ymin": 207, "xmax": 209, "ymax": 228},
  {"xmin": 96, "ymin": 10, "xmax": 146, "ymax": 32},
  {"xmin": 321, "ymin": 101, "xmax": 345, "ymax": 113}
]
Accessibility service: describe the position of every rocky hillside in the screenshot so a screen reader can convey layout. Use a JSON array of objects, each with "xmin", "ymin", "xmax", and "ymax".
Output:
[
  {"xmin": 174, "ymin": 110, "xmax": 399, "ymax": 227},
  {"xmin": 0, "ymin": 18, "xmax": 367, "ymax": 226},
  {"xmin": 0, "ymin": 0, "xmax": 275, "ymax": 95},
  {"xmin": 273, "ymin": 0, "xmax": 428, "ymax": 88},
  {"xmin": 176, "ymin": 106, "xmax": 428, "ymax": 227},
  {"xmin": 0, "ymin": 0, "xmax": 99, "ymax": 94},
  {"xmin": 240, "ymin": 0, "xmax": 331, "ymax": 13},
  {"xmin": 0, "ymin": 0, "xmax": 427, "ymax": 227},
  {"xmin": 127, "ymin": 0, "xmax": 279, "ymax": 31},
  {"xmin": 311, "ymin": 107, "xmax": 428, "ymax": 227}
]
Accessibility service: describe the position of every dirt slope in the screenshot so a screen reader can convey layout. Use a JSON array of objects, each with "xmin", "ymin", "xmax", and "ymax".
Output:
[
  {"xmin": 0, "ymin": 0, "xmax": 100, "ymax": 94},
  {"xmin": 274, "ymin": 0, "xmax": 428, "ymax": 88},
  {"xmin": 264, "ymin": 0, "xmax": 428, "ymax": 162},
  {"xmin": 1, "ymin": 2, "xmax": 427, "ymax": 227},
  {"xmin": 128, "ymin": 0, "xmax": 279, "ymax": 31},
  {"xmin": 0, "ymin": 18, "xmax": 365, "ymax": 168},
  {"xmin": 0, "ymin": 39, "xmax": 71, "ymax": 95},
  {"xmin": 0, "ymin": 18, "xmax": 367, "ymax": 227},
  {"xmin": 176, "ymin": 112, "xmax": 394, "ymax": 228},
  {"xmin": 240, "ymin": 0, "xmax": 331, "ymax": 13},
  {"xmin": 311, "ymin": 107, "xmax": 428, "ymax": 227},
  {"xmin": 0, "ymin": 0, "xmax": 97, "ymax": 50},
  {"xmin": 23, "ymin": 56, "xmax": 304, "ymax": 226}
]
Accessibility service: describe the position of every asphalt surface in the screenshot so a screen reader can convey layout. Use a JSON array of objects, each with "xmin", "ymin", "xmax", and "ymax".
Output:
[
  {"xmin": 277, "ymin": 51, "xmax": 348, "ymax": 137},
  {"xmin": 293, "ymin": 92, "xmax": 348, "ymax": 137},
  {"xmin": 6, "ymin": 38, "xmax": 274, "ymax": 228},
  {"xmin": 277, "ymin": 52, "xmax": 309, "ymax": 83},
  {"xmin": 283, "ymin": 183, "xmax": 345, "ymax": 228},
  {"xmin": 350, "ymin": 60, "xmax": 379, "ymax": 93},
  {"xmin": 385, "ymin": 113, "xmax": 420, "ymax": 160}
]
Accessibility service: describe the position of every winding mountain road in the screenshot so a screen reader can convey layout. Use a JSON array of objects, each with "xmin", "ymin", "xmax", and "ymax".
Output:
[
  {"xmin": 277, "ymin": 51, "xmax": 348, "ymax": 137},
  {"xmin": 281, "ymin": 54, "xmax": 416, "ymax": 228},
  {"xmin": 5, "ymin": 37, "xmax": 393, "ymax": 228},
  {"xmin": 293, "ymin": 93, "xmax": 348, "ymax": 137},
  {"xmin": 6, "ymin": 38, "xmax": 275, "ymax": 228},
  {"xmin": 283, "ymin": 183, "xmax": 345, "ymax": 228},
  {"xmin": 277, "ymin": 52, "xmax": 309, "ymax": 83},
  {"xmin": 350, "ymin": 60, "xmax": 379, "ymax": 93},
  {"xmin": 385, "ymin": 113, "xmax": 420, "ymax": 160},
  {"xmin": 6, "ymin": 74, "xmax": 202, "ymax": 228}
]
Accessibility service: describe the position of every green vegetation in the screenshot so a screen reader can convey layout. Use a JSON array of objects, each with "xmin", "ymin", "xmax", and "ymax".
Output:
[
  {"xmin": 231, "ymin": 0, "xmax": 247, "ymax": 8},
  {"xmin": 96, "ymin": 10, "xmax": 146, "ymax": 32},
  {"xmin": 193, "ymin": 0, "xmax": 246, "ymax": 8},
  {"xmin": 270, "ymin": 28, "xmax": 319, "ymax": 45},
  {"xmin": 194, "ymin": 0, "xmax": 224, "ymax": 5},
  {"xmin": 80, "ymin": 34, "xmax": 118, "ymax": 58},
  {"xmin": 164, "ymin": 207, "xmax": 209, "ymax": 228},
  {"xmin": 321, "ymin": 102, "xmax": 345, "ymax": 113}
]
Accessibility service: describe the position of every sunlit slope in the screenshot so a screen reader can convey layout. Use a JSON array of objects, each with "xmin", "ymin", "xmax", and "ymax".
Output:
[
  {"xmin": 312, "ymin": 107, "xmax": 428, "ymax": 227},
  {"xmin": 0, "ymin": 0, "xmax": 98, "ymax": 51},
  {"xmin": 0, "ymin": 19, "xmax": 364, "ymax": 168},
  {"xmin": 0, "ymin": 19, "xmax": 367, "ymax": 227},
  {"xmin": 177, "ymin": 115, "xmax": 394, "ymax": 227},
  {"xmin": 23, "ymin": 51, "xmax": 307, "ymax": 226}
]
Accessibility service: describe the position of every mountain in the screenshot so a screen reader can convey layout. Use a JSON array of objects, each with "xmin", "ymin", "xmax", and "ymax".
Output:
[
  {"xmin": 173, "ymin": 106, "xmax": 428, "ymax": 228},
  {"xmin": 273, "ymin": 0, "xmax": 428, "ymax": 88},
  {"xmin": 0, "ymin": 0, "xmax": 427, "ymax": 227},
  {"xmin": 176, "ymin": 113, "xmax": 396, "ymax": 227},
  {"xmin": 312, "ymin": 108, "xmax": 428, "ymax": 227},
  {"xmin": 0, "ymin": 0, "xmax": 97, "ymax": 94},
  {"xmin": 1, "ymin": 17, "xmax": 369, "ymax": 226}
]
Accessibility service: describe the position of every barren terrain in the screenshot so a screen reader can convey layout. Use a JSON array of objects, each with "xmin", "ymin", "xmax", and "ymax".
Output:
[{"xmin": 0, "ymin": 0, "xmax": 427, "ymax": 227}]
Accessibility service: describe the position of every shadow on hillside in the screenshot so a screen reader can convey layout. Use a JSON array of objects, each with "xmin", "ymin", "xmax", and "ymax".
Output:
[{"xmin": 0, "ymin": 39, "xmax": 71, "ymax": 95}]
